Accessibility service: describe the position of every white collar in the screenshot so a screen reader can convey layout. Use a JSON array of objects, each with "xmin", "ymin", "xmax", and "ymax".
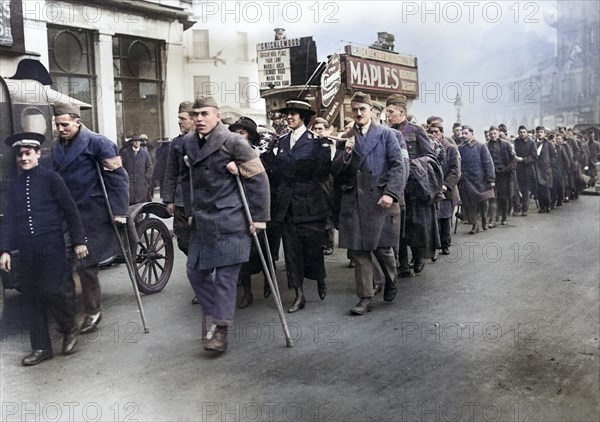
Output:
[
  {"xmin": 291, "ymin": 125, "xmax": 307, "ymax": 139},
  {"xmin": 357, "ymin": 120, "xmax": 372, "ymax": 134}
]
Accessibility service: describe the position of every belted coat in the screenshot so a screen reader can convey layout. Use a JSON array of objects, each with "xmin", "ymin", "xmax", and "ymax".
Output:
[
  {"xmin": 50, "ymin": 127, "xmax": 129, "ymax": 267},
  {"xmin": 266, "ymin": 129, "xmax": 331, "ymax": 224},
  {"xmin": 180, "ymin": 123, "xmax": 270, "ymax": 270},
  {"xmin": 331, "ymin": 124, "xmax": 404, "ymax": 251}
]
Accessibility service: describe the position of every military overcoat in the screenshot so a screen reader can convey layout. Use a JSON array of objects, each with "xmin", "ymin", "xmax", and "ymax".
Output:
[
  {"xmin": 50, "ymin": 127, "xmax": 129, "ymax": 267},
  {"xmin": 181, "ymin": 123, "xmax": 270, "ymax": 270},
  {"xmin": 331, "ymin": 124, "xmax": 404, "ymax": 251}
]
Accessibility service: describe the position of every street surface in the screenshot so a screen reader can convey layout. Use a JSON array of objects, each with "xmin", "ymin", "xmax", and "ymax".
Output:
[{"xmin": 1, "ymin": 196, "xmax": 599, "ymax": 422}]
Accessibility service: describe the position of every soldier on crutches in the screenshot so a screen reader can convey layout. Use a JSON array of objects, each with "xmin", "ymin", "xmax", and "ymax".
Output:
[
  {"xmin": 96, "ymin": 164, "xmax": 150, "ymax": 333},
  {"xmin": 180, "ymin": 96, "xmax": 279, "ymax": 353}
]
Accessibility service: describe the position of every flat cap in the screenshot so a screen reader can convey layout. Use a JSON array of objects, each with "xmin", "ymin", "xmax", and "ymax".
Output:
[
  {"xmin": 371, "ymin": 101, "xmax": 384, "ymax": 111},
  {"xmin": 179, "ymin": 101, "xmax": 194, "ymax": 113},
  {"xmin": 452, "ymin": 122, "xmax": 462, "ymax": 129},
  {"xmin": 193, "ymin": 96, "xmax": 219, "ymax": 109},
  {"xmin": 426, "ymin": 116, "xmax": 443, "ymax": 125},
  {"xmin": 350, "ymin": 91, "xmax": 371, "ymax": 105},
  {"xmin": 313, "ymin": 117, "xmax": 328, "ymax": 125},
  {"xmin": 4, "ymin": 132, "xmax": 45, "ymax": 148},
  {"xmin": 386, "ymin": 94, "xmax": 407, "ymax": 107},
  {"xmin": 53, "ymin": 102, "xmax": 81, "ymax": 117}
]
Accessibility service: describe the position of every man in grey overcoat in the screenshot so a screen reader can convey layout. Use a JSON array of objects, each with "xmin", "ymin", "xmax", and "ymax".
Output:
[
  {"xmin": 180, "ymin": 96, "xmax": 270, "ymax": 353},
  {"xmin": 331, "ymin": 92, "xmax": 405, "ymax": 315}
]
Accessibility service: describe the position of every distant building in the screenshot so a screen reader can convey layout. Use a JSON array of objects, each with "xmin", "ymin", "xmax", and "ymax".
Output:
[
  {"xmin": 490, "ymin": 1, "xmax": 599, "ymax": 132},
  {"xmin": 0, "ymin": 0, "xmax": 195, "ymax": 144}
]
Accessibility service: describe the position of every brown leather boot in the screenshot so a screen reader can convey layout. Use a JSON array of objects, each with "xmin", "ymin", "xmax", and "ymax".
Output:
[{"xmin": 204, "ymin": 325, "xmax": 227, "ymax": 353}]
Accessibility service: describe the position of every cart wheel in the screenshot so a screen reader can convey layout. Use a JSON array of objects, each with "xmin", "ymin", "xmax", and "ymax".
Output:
[{"xmin": 134, "ymin": 218, "xmax": 174, "ymax": 294}]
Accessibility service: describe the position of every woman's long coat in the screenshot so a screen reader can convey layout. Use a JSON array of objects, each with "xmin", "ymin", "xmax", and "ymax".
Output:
[
  {"xmin": 181, "ymin": 123, "xmax": 270, "ymax": 270},
  {"xmin": 331, "ymin": 124, "xmax": 404, "ymax": 251}
]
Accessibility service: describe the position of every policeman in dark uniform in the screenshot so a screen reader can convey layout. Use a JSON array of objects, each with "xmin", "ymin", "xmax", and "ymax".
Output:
[{"xmin": 0, "ymin": 133, "xmax": 88, "ymax": 365}]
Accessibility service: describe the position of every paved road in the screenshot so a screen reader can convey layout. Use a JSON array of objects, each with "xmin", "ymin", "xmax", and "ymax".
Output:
[{"xmin": 1, "ymin": 196, "xmax": 599, "ymax": 422}]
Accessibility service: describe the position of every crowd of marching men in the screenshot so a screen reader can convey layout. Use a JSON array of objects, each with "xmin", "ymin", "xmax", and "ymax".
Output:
[{"xmin": 2, "ymin": 94, "xmax": 598, "ymax": 362}]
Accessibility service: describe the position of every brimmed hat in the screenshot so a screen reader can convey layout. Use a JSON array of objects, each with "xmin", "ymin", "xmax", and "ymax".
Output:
[
  {"xmin": 386, "ymin": 94, "xmax": 407, "ymax": 107},
  {"xmin": 193, "ymin": 96, "xmax": 219, "ymax": 109},
  {"xmin": 350, "ymin": 91, "xmax": 371, "ymax": 105},
  {"xmin": 229, "ymin": 116, "xmax": 260, "ymax": 144},
  {"xmin": 4, "ymin": 132, "xmax": 45, "ymax": 148},
  {"xmin": 128, "ymin": 134, "xmax": 142, "ymax": 142},
  {"xmin": 53, "ymin": 102, "xmax": 81, "ymax": 117},
  {"xmin": 279, "ymin": 98, "xmax": 315, "ymax": 116}
]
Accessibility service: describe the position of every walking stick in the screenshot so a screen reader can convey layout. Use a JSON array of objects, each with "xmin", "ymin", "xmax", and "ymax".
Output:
[
  {"xmin": 96, "ymin": 163, "xmax": 150, "ymax": 333},
  {"xmin": 453, "ymin": 205, "xmax": 460, "ymax": 234},
  {"xmin": 234, "ymin": 173, "xmax": 294, "ymax": 348}
]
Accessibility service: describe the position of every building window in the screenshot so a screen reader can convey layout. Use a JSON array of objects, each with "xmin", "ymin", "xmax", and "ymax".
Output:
[
  {"xmin": 238, "ymin": 76, "xmax": 249, "ymax": 108},
  {"xmin": 113, "ymin": 35, "xmax": 164, "ymax": 143},
  {"xmin": 237, "ymin": 32, "xmax": 248, "ymax": 61},
  {"xmin": 47, "ymin": 25, "xmax": 97, "ymax": 130},
  {"xmin": 193, "ymin": 76, "xmax": 211, "ymax": 98},
  {"xmin": 193, "ymin": 30, "xmax": 209, "ymax": 59}
]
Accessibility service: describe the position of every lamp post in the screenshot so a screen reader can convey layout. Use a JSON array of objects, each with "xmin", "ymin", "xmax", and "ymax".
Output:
[{"xmin": 454, "ymin": 94, "xmax": 463, "ymax": 124}]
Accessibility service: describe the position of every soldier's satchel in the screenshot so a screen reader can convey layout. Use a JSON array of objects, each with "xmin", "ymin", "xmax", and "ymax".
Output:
[{"xmin": 406, "ymin": 156, "xmax": 445, "ymax": 205}]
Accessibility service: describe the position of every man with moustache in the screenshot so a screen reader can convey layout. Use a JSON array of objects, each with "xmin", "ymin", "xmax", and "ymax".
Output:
[
  {"xmin": 51, "ymin": 102, "xmax": 129, "ymax": 335},
  {"xmin": 181, "ymin": 96, "xmax": 270, "ymax": 353},
  {"xmin": 331, "ymin": 92, "xmax": 404, "ymax": 315}
]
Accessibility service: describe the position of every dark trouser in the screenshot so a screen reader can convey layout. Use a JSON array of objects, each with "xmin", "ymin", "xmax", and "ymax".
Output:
[
  {"xmin": 173, "ymin": 205, "xmax": 190, "ymax": 255},
  {"xmin": 187, "ymin": 263, "xmax": 242, "ymax": 326},
  {"xmin": 77, "ymin": 264, "xmax": 101, "ymax": 316},
  {"xmin": 552, "ymin": 181, "xmax": 564, "ymax": 206},
  {"xmin": 348, "ymin": 248, "xmax": 396, "ymax": 298},
  {"xmin": 398, "ymin": 238, "xmax": 422, "ymax": 268},
  {"xmin": 266, "ymin": 222, "xmax": 282, "ymax": 262},
  {"xmin": 517, "ymin": 190, "xmax": 531, "ymax": 213},
  {"xmin": 537, "ymin": 184, "xmax": 551, "ymax": 210},
  {"xmin": 438, "ymin": 218, "xmax": 452, "ymax": 249},
  {"xmin": 281, "ymin": 216, "xmax": 327, "ymax": 289},
  {"xmin": 465, "ymin": 200, "xmax": 489, "ymax": 230},
  {"xmin": 20, "ymin": 241, "xmax": 76, "ymax": 351}
]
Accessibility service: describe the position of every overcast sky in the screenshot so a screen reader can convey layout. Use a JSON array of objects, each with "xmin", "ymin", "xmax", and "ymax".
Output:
[{"xmin": 197, "ymin": 0, "xmax": 561, "ymax": 129}]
